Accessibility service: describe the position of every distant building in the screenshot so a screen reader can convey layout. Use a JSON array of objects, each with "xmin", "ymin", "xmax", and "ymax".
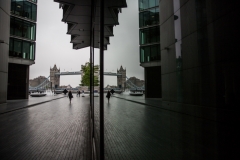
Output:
[
  {"xmin": 29, "ymin": 76, "xmax": 49, "ymax": 87},
  {"xmin": 126, "ymin": 77, "xmax": 144, "ymax": 88},
  {"xmin": 105, "ymin": 85, "xmax": 118, "ymax": 89},
  {"xmin": 58, "ymin": 84, "xmax": 72, "ymax": 89}
]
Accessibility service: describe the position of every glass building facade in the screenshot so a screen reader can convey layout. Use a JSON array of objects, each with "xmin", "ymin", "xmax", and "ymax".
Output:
[
  {"xmin": 139, "ymin": 0, "xmax": 160, "ymax": 63},
  {"xmin": 9, "ymin": 0, "xmax": 37, "ymax": 60},
  {"xmin": 138, "ymin": 0, "xmax": 161, "ymax": 98}
]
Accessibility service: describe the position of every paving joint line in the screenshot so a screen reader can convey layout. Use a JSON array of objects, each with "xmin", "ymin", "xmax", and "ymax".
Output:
[
  {"xmin": 112, "ymin": 95, "xmax": 229, "ymax": 123},
  {"xmin": 0, "ymin": 96, "xmax": 66, "ymax": 115},
  {"xmin": 112, "ymin": 95, "xmax": 158, "ymax": 108}
]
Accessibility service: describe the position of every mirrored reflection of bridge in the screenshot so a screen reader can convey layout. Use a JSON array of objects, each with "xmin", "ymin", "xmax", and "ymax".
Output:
[
  {"xmin": 30, "ymin": 65, "xmax": 144, "ymax": 91},
  {"xmin": 55, "ymin": 71, "xmax": 122, "ymax": 76}
]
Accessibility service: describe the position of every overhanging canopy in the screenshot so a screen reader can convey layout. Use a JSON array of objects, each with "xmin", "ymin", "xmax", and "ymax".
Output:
[{"xmin": 54, "ymin": 0, "xmax": 127, "ymax": 50}]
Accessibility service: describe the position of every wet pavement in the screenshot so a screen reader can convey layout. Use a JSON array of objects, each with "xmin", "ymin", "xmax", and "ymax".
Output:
[
  {"xmin": 0, "ymin": 93, "xmax": 239, "ymax": 159},
  {"xmin": 0, "ymin": 95, "xmax": 91, "ymax": 160},
  {"xmin": 0, "ymin": 94, "xmax": 65, "ymax": 114}
]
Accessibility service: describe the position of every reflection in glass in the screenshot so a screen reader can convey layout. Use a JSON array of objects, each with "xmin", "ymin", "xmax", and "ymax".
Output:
[
  {"xmin": 139, "ymin": 0, "xmax": 159, "ymax": 10},
  {"xmin": 139, "ymin": 7, "xmax": 159, "ymax": 28},
  {"xmin": 9, "ymin": 38, "xmax": 35, "ymax": 60},
  {"xmin": 140, "ymin": 27, "xmax": 160, "ymax": 45},
  {"xmin": 173, "ymin": 0, "xmax": 183, "ymax": 102},
  {"xmin": 10, "ymin": 17, "xmax": 36, "ymax": 40},
  {"xmin": 140, "ymin": 44, "xmax": 160, "ymax": 63},
  {"xmin": 11, "ymin": 0, "xmax": 37, "ymax": 21}
]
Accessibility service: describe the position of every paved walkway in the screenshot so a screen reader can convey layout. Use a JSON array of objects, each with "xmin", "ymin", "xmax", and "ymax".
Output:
[
  {"xmin": 0, "ymin": 94, "xmax": 91, "ymax": 159},
  {"xmin": 0, "ymin": 93, "xmax": 238, "ymax": 159},
  {"xmin": 112, "ymin": 93, "xmax": 161, "ymax": 108},
  {"xmin": 0, "ymin": 94, "xmax": 65, "ymax": 114}
]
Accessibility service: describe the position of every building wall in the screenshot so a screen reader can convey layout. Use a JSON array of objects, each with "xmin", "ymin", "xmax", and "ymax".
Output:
[
  {"xmin": 0, "ymin": 0, "xmax": 10, "ymax": 104},
  {"xmin": 159, "ymin": 0, "xmax": 240, "ymax": 158},
  {"xmin": 7, "ymin": 0, "xmax": 37, "ymax": 100},
  {"xmin": 138, "ymin": 0, "xmax": 161, "ymax": 98},
  {"xmin": 161, "ymin": 0, "xmax": 239, "ymax": 108}
]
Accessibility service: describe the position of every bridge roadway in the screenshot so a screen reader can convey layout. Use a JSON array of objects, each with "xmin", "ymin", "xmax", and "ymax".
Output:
[
  {"xmin": 55, "ymin": 71, "xmax": 122, "ymax": 76},
  {"xmin": 0, "ymin": 93, "xmax": 238, "ymax": 159}
]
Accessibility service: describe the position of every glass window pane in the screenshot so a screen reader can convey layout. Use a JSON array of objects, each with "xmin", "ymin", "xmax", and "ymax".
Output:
[
  {"xmin": 140, "ymin": 48, "xmax": 144, "ymax": 63},
  {"xmin": 13, "ymin": 39, "xmax": 22, "ymax": 58},
  {"xmin": 9, "ymin": 38, "xmax": 14, "ymax": 57},
  {"xmin": 142, "ymin": 0, "xmax": 148, "ymax": 10},
  {"xmin": 30, "ymin": 43, "xmax": 35, "ymax": 60},
  {"xmin": 145, "ymin": 46, "xmax": 150, "ymax": 62},
  {"xmin": 30, "ymin": 23, "xmax": 36, "ymax": 40},
  {"xmin": 140, "ymin": 7, "xmax": 159, "ymax": 27},
  {"xmin": 150, "ymin": 45, "xmax": 158, "ymax": 61},
  {"xmin": 139, "ymin": 0, "xmax": 143, "ymax": 10},
  {"xmin": 14, "ymin": 0, "xmax": 23, "ymax": 16},
  {"xmin": 149, "ymin": 8, "xmax": 155, "ymax": 26},
  {"xmin": 155, "ymin": 7, "xmax": 159, "ymax": 24},
  {"xmin": 139, "ymin": 12, "xmax": 143, "ymax": 27},
  {"xmin": 149, "ymin": 0, "xmax": 155, "ymax": 8},
  {"xmin": 23, "ymin": 41, "xmax": 30, "ymax": 59},
  {"xmin": 140, "ymin": 46, "xmax": 150, "ymax": 62},
  {"xmin": 32, "ymin": 4, "xmax": 37, "ymax": 21},
  {"xmin": 143, "ymin": 11, "xmax": 149, "ymax": 26},
  {"xmin": 22, "ymin": 21, "xmax": 31, "ymax": 39},
  {"xmin": 156, "ymin": 0, "xmax": 159, "ymax": 6},
  {"xmin": 10, "ymin": 17, "xmax": 15, "ymax": 35},
  {"xmin": 140, "ymin": 27, "xmax": 159, "ymax": 45},
  {"xmin": 11, "ymin": 0, "xmax": 16, "ymax": 14},
  {"xmin": 23, "ymin": 1, "xmax": 32, "ymax": 19},
  {"xmin": 14, "ymin": 18, "xmax": 23, "ymax": 37}
]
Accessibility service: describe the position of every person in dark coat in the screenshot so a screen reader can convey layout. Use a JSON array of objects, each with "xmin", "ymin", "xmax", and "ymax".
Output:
[
  {"xmin": 106, "ymin": 90, "xmax": 111, "ymax": 103},
  {"xmin": 63, "ymin": 89, "xmax": 68, "ymax": 95},
  {"xmin": 68, "ymin": 90, "xmax": 73, "ymax": 103}
]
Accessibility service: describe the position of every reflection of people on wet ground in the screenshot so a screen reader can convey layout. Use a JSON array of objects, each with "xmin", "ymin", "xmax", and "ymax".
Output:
[
  {"xmin": 77, "ymin": 91, "xmax": 80, "ymax": 97},
  {"xmin": 68, "ymin": 90, "xmax": 73, "ymax": 103},
  {"xmin": 106, "ymin": 90, "xmax": 111, "ymax": 103}
]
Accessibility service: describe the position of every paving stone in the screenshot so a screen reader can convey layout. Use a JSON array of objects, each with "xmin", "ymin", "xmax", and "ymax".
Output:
[{"xmin": 0, "ymin": 96, "xmax": 91, "ymax": 160}]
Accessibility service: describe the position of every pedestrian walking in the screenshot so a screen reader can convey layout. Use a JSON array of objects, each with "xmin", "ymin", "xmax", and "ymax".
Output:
[
  {"xmin": 68, "ymin": 90, "xmax": 73, "ymax": 103},
  {"xmin": 106, "ymin": 90, "xmax": 111, "ymax": 103}
]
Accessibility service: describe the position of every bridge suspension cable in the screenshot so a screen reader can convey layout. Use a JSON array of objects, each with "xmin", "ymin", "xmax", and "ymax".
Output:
[
  {"xmin": 125, "ymin": 76, "xmax": 144, "ymax": 90},
  {"xmin": 29, "ymin": 76, "xmax": 50, "ymax": 90}
]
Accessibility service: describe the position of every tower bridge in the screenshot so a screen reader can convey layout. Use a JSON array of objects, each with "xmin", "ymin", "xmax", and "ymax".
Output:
[{"xmin": 30, "ymin": 64, "xmax": 144, "ymax": 90}]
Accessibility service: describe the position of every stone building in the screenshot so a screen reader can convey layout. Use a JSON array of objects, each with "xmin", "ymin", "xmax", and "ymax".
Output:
[
  {"xmin": 117, "ymin": 66, "xmax": 126, "ymax": 89},
  {"xmin": 126, "ymin": 77, "xmax": 144, "ymax": 88},
  {"xmin": 29, "ymin": 76, "xmax": 49, "ymax": 87},
  {"xmin": 50, "ymin": 64, "xmax": 60, "ymax": 89}
]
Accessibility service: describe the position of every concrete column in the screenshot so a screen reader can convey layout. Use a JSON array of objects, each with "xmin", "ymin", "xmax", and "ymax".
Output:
[{"xmin": 0, "ymin": 0, "xmax": 10, "ymax": 104}]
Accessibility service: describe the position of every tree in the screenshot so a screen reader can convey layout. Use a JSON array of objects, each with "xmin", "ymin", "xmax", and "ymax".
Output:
[{"xmin": 81, "ymin": 63, "xmax": 99, "ymax": 86}]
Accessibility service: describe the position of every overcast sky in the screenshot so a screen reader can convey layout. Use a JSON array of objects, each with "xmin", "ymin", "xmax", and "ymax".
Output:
[{"xmin": 30, "ymin": 0, "xmax": 143, "ymax": 87}]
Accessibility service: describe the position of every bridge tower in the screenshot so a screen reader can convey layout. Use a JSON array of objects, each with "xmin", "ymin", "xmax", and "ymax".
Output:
[
  {"xmin": 50, "ymin": 64, "xmax": 60, "ymax": 89},
  {"xmin": 117, "ymin": 65, "xmax": 126, "ymax": 89}
]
